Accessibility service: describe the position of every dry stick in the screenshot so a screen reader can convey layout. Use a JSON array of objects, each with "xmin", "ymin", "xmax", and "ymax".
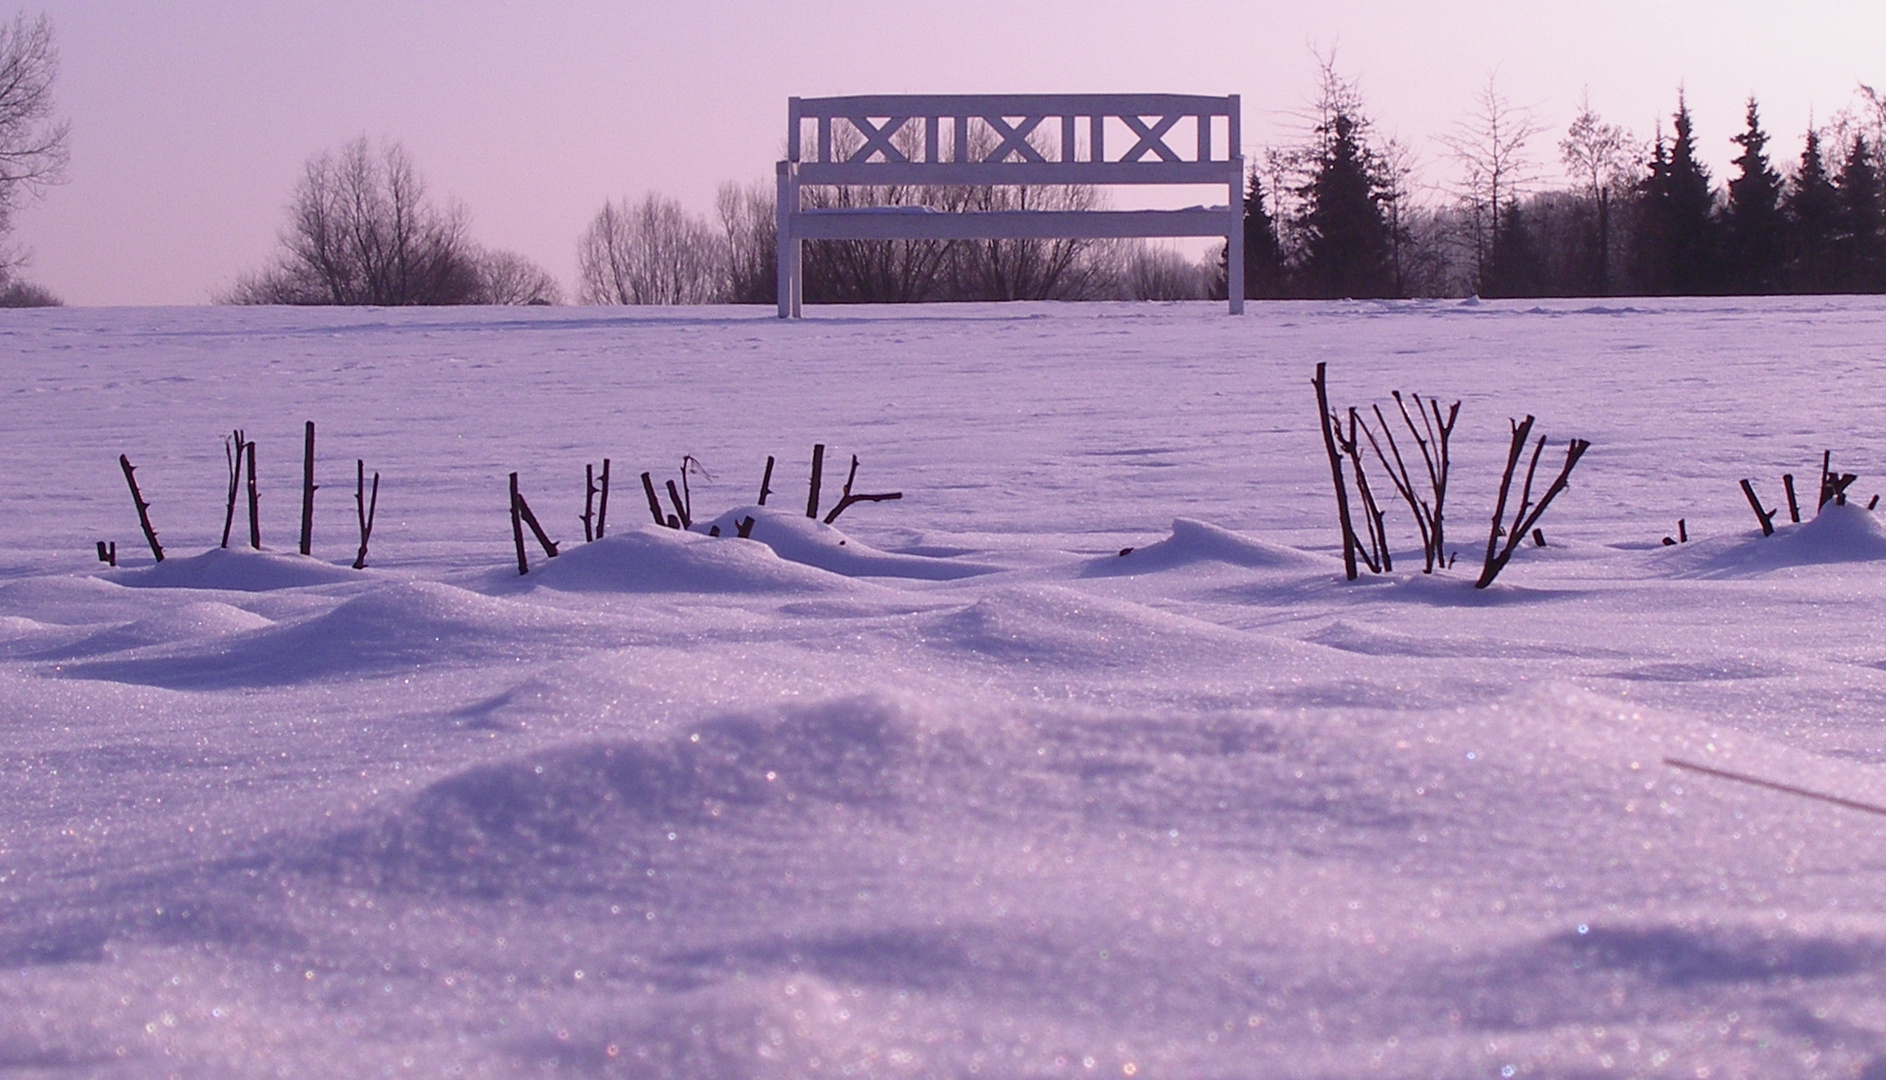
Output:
[
  {"xmin": 640, "ymin": 472, "xmax": 666, "ymax": 526},
  {"xmin": 664, "ymin": 479, "xmax": 691, "ymax": 530},
  {"xmin": 737, "ymin": 516, "xmax": 756, "ymax": 538},
  {"xmin": 1422, "ymin": 395, "xmax": 1459, "ymax": 558},
  {"xmin": 679, "ymin": 455, "xmax": 710, "ymax": 525},
  {"xmin": 299, "ymin": 421, "xmax": 317, "ymax": 556},
  {"xmin": 596, "ymin": 459, "xmax": 610, "ymax": 538},
  {"xmin": 352, "ymin": 459, "xmax": 378, "ymax": 570},
  {"xmin": 1312, "ymin": 364, "xmax": 1360, "ymax": 581},
  {"xmin": 820, "ymin": 454, "xmax": 896, "ymax": 525},
  {"xmin": 1818, "ymin": 450, "xmax": 1832, "ymax": 509},
  {"xmin": 583, "ymin": 463, "xmax": 597, "ymax": 542},
  {"xmin": 96, "ymin": 541, "xmax": 116, "ymax": 566},
  {"xmin": 1783, "ymin": 473, "xmax": 1801, "ymax": 523},
  {"xmin": 221, "ymin": 429, "xmax": 247, "ymax": 549},
  {"xmin": 513, "ymin": 487, "xmax": 560, "ymax": 557},
  {"xmin": 1679, "ymin": 518, "xmax": 1688, "ymax": 543},
  {"xmin": 758, "ymin": 455, "xmax": 775, "ymax": 506},
  {"xmin": 1740, "ymin": 479, "xmax": 1777, "ymax": 536},
  {"xmin": 509, "ymin": 473, "xmax": 529, "ymax": 575},
  {"xmin": 1365, "ymin": 404, "xmax": 1434, "ymax": 572},
  {"xmin": 245, "ymin": 441, "xmax": 261, "ymax": 549},
  {"xmin": 1340, "ymin": 409, "xmax": 1387, "ymax": 572},
  {"xmin": 1828, "ymin": 471, "xmax": 1858, "ymax": 507},
  {"xmin": 1664, "ymin": 757, "xmax": 1886, "ymax": 818},
  {"xmin": 1476, "ymin": 430, "xmax": 1590, "ymax": 588},
  {"xmin": 120, "ymin": 454, "xmax": 163, "ymax": 562},
  {"xmin": 1478, "ymin": 416, "xmax": 1536, "ymax": 582},
  {"xmin": 806, "ymin": 443, "xmax": 826, "ymax": 519}
]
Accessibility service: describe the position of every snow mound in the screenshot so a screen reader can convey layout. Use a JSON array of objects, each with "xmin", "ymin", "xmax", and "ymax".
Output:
[
  {"xmin": 25, "ymin": 601, "xmax": 273, "ymax": 662},
  {"xmin": 1086, "ymin": 518, "xmax": 1331, "ymax": 576},
  {"xmin": 65, "ymin": 581, "xmax": 622, "ymax": 689},
  {"xmin": 320, "ymin": 693, "xmax": 983, "ymax": 899},
  {"xmin": 697, "ymin": 506, "xmax": 1001, "ymax": 580},
  {"xmin": 1672, "ymin": 502, "xmax": 1886, "ymax": 576},
  {"xmin": 523, "ymin": 524, "xmax": 856, "ymax": 595},
  {"xmin": 915, "ymin": 584, "xmax": 1284, "ymax": 671},
  {"xmin": 109, "ymin": 546, "xmax": 365, "ymax": 591}
]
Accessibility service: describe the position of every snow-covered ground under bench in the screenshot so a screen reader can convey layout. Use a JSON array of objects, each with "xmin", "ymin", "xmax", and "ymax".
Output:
[{"xmin": 5, "ymin": 298, "xmax": 1886, "ymax": 1078}]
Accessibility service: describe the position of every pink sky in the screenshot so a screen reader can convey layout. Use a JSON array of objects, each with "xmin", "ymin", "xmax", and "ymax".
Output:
[{"xmin": 13, "ymin": 0, "xmax": 1886, "ymax": 305}]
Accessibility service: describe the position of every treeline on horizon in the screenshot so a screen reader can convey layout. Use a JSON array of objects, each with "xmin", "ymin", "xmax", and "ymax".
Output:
[{"xmin": 217, "ymin": 65, "xmax": 1886, "ymax": 308}]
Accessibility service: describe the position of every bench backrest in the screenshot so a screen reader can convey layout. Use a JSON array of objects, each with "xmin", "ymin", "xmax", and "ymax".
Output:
[
  {"xmin": 787, "ymin": 94, "xmax": 1240, "ymax": 188},
  {"xmin": 776, "ymin": 93, "xmax": 1246, "ymax": 316}
]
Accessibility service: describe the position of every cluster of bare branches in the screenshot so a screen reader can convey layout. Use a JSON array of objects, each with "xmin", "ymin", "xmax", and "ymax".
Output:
[
  {"xmin": 110, "ymin": 423, "xmax": 380, "ymax": 570},
  {"xmin": 1740, "ymin": 451, "xmax": 1875, "ymax": 536},
  {"xmin": 504, "ymin": 446, "xmax": 902, "ymax": 575},
  {"xmin": 1313, "ymin": 364, "xmax": 1460, "ymax": 578},
  {"xmin": 1312, "ymin": 363, "xmax": 1587, "ymax": 587},
  {"xmin": 1476, "ymin": 418, "xmax": 1590, "ymax": 588}
]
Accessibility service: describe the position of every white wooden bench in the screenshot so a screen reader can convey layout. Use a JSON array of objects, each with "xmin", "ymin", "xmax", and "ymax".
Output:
[{"xmin": 775, "ymin": 94, "xmax": 1244, "ymax": 316}]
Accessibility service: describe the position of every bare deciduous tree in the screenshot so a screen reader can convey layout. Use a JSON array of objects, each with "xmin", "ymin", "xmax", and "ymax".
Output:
[
  {"xmin": 1439, "ymin": 76, "xmax": 1544, "ymax": 295},
  {"xmin": 577, "ymin": 194, "xmax": 724, "ymax": 305},
  {"xmin": 717, "ymin": 180, "xmax": 776, "ymax": 304},
  {"xmin": 950, "ymin": 177, "xmax": 1116, "ymax": 300},
  {"xmin": 471, "ymin": 248, "xmax": 561, "ymax": 305},
  {"xmin": 1121, "ymin": 242, "xmax": 1209, "ymax": 300},
  {"xmin": 1559, "ymin": 92, "xmax": 1636, "ymax": 296},
  {"xmin": 0, "ymin": 13, "xmax": 68, "ymax": 286},
  {"xmin": 226, "ymin": 139, "xmax": 484, "ymax": 305}
]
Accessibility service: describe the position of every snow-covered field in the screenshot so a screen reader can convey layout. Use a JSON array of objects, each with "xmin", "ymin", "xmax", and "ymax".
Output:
[{"xmin": 6, "ymin": 298, "xmax": 1886, "ymax": 1078}]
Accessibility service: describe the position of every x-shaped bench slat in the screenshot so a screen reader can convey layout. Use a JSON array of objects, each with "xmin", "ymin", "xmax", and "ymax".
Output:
[
  {"xmin": 981, "ymin": 115, "xmax": 1048, "ymax": 163},
  {"xmin": 1119, "ymin": 114, "xmax": 1183, "ymax": 162},
  {"xmin": 845, "ymin": 116, "xmax": 913, "ymax": 163}
]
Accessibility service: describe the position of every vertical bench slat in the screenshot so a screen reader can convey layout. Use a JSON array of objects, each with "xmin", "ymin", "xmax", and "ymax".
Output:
[
  {"xmin": 925, "ymin": 116, "xmax": 940, "ymax": 163},
  {"xmin": 955, "ymin": 116, "xmax": 969, "ymax": 164},
  {"xmin": 1090, "ymin": 114, "xmax": 1104, "ymax": 162},
  {"xmin": 1061, "ymin": 115, "xmax": 1076, "ymax": 163},
  {"xmin": 1198, "ymin": 113, "xmax": 1210, "ymax": 162}
]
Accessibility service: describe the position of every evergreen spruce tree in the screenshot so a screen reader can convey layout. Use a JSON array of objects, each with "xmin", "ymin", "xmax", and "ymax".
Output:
[
  {"xmin": 1242, "ymin": 170, "xmax": 1288, "ymax": 298},
  {"xmin": 1833, "ymin": 136, "xmax": 1886, "ymax": 292},
  {"xmin": 1629, "ymin": 133, "xmax": 1674, "ymax": 295},
  {"xmin": 1661, "ymin": 95, "xmax": 1721, "ymax": 293},
  {"xmin": 1782, "ymin": 127, "xmax": 1840, "ymax": 292},
  {"xmin": 1723, "ymin": 98, "xmax": 1785, "ymax": 293},
  {"xmin": 1297, "ymin": 110, "xmax": 1396, "ymax": 299}
]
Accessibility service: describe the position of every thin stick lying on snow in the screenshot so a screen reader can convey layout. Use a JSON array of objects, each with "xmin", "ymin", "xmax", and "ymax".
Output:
[{"xmin": 1664, "ymin": 757, "xmax": 1886, "ymax": 818}]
